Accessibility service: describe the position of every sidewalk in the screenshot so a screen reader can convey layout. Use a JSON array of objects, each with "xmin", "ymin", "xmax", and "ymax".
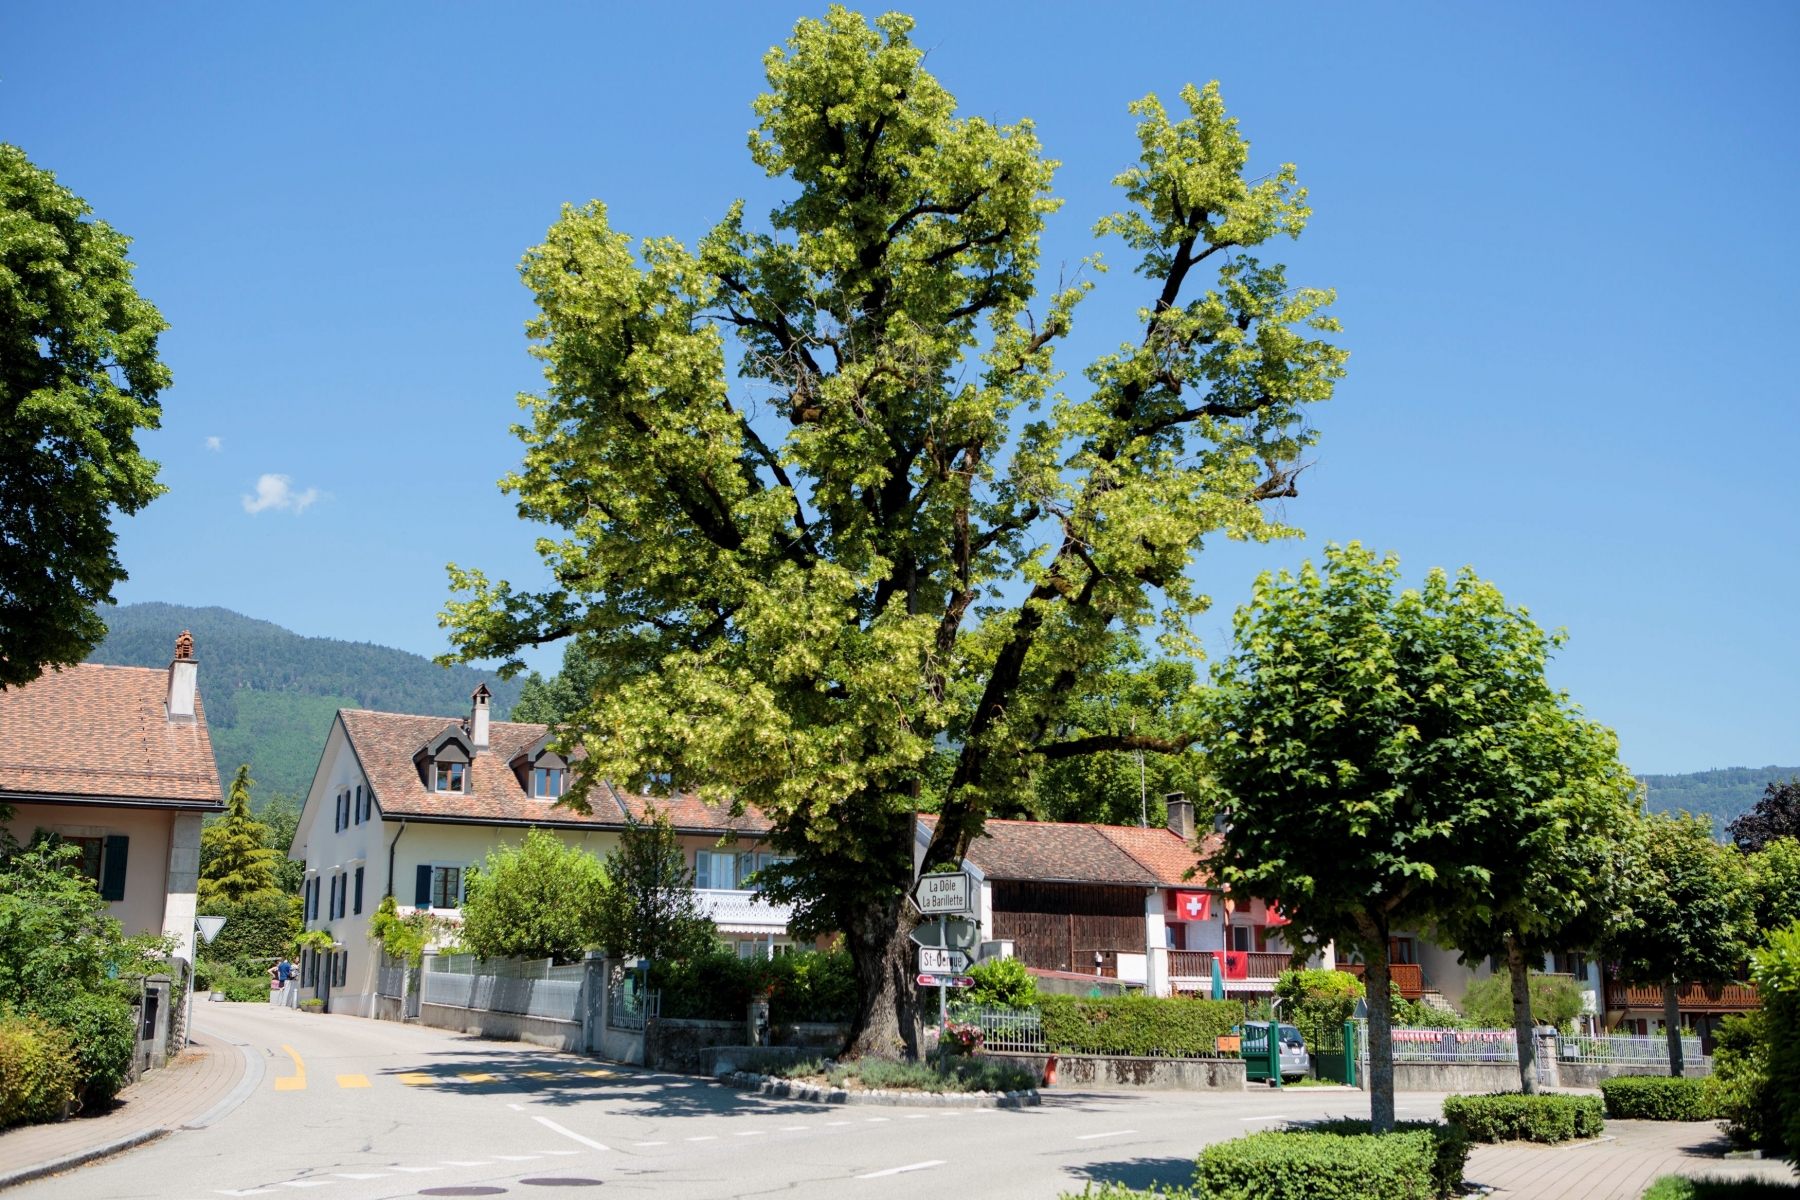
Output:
[
  {"xmin": 0, "ymin": 1026, "xmax": 257, "ymax": 1190},
  {"xmin": 1467, "ymin": 1119, "xmax": 1797, "ymax": 1199}
]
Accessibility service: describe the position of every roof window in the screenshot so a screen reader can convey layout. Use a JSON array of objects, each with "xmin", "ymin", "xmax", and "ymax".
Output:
[{"xmin": 436, "ymin": 762, "xmax": 465, "ymax": 793}]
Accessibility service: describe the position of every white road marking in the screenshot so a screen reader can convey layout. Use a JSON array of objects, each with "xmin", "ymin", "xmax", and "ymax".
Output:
[
  {"xmin": 634, "ymin": 1142, "xmax": 667, "ymax": 1147},
  {"xmin": 388, "ymin": 1167, "xmax": 441, "ymax": 1173},
  {"xmin": 508, "ymin": 1103, "xmax": 525, "ymax": 1111},
  {"xmin": 279, "ymin": 1184, "xmax": 333, "ymax": 1190},
  {"xmin": 533, "ymin": 1115, "xmax": 610, "ymax": 1151},
  {"xmin": 857, "ymin": 1161, "xmax": 945, "ymax": 1180},
  {"xmin": 864, "ymin": 1117, "xmax": 890, "ymax": 1123},
  {"xmin": 215, "ymin": 1192, "xmax": 275, "ymax": 1197},
  {"xmin": 687, "ymin": 1136, "xmax": 718, "ymax": 1142},
  {"xmin": 734, "ymin": 1130, "xmax": 764, "ymax": 1136},
  {"xmin": 492, "ymin": 1155, "xmax": 541, "ymax": 1161},
  {"xmin": 442, "ymin": 1161, "xmax": 493, "ymax": 1167},
  {"xmin": 903, "ymin": 1114, "xmax": 929, "ymax": 1120},
  {"xmin": 1075, "ymin": 1131, "xmax": 1136, "ymax": 1141},
  {"xmin": 332, "ymin": 1174, "xmax": 389, "ymax": 1180},
  {"xmin": 1238, "ymin": 1115, "xmax": 1291, "ymax": 1122},
  {"xmin": 826, "ymin": 1121, "xmax": 852, "ymax": 1126},
  {"xmin": 780, "ymin": 1126, "xmax": 809, "ymax": 1131}
]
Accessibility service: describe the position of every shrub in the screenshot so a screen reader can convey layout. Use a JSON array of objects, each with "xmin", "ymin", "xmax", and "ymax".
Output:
[
  {"xmin": 1641, "ymin": 1178, "xmax": 1800, "ymax": 1200},
  {"xmin": 1442, "ymin": 1092, "xmax": 1604, "ymax": 1143},
  {"xmin": 1275, "ymin": 968, "xmax": 1362, "ymax": 1049},
  {"xmin": 828, "ymin": 1057, "xmax": 1037, "ymax": 1094},
  {"xmin": 1038, "ymin": 994, "xmax": 1240, "ymax": 1056},
  {"xmin": 1710, "ymin": 1011, "xmax": 1775, "ymax": 1151},
  {"xmin": 460, "ymin": 829, "xmax": 610, "ymax": 963},
  {"xmin": 1460, "ymin": 971, "xmax": 1585, "ymax": 1032},
  {"xmin": 1601, "ymin": 1075, "xmax": 1717, "ymax": 1121},
  {"xmin": 655, "ymin": 948, "xmax": 856, "ymax": 1024},
  {"xmin": 0, "ymin": 1012, "xmax": 78, "ymax": 1128},
  {"xmin": 966, "ymin": 956, "xmax": 1037, "ymax": 1008},
  {"xmin": 197, "ymin": 893, "xmax": 300, "ymax": 963},
  {"xmin": 1197, "ymin": 1124, "xmax": 1468, "ymax": 1200},
  {"xmin": 1751, "ymin": 920, "xmax": 1800, "ymax": 1153}
]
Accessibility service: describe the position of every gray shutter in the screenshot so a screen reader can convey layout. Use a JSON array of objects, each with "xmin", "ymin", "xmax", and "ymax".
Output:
[
  {"xmin": 100, "ymin": 836, "xmax": 129, "ymax": 901},
  {"xmin": 415, "ymin": 864, "xmax": 432, "ymax": 907},
  {"xmin": 353, "ymin": 867, "xmax": 364, "ymax": 915}
]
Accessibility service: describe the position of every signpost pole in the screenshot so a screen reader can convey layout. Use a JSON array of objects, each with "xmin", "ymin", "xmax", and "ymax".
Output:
[{"xmin": 937, "ymin": 914, "xmax": 948, "ymax": 1073}]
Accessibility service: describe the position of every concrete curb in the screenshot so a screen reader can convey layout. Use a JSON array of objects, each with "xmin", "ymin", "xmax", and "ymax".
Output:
[
  {"xmin": 0, "ymin": 1128, "xmax": 169, "ymax": 1192},
  {"xmin": 184, "ymin": 1033, "xmax": 266, "ymax": 1130},
  {"xmin": 720, "ymin": 1070, "xmax": 1040, "ymax": 1108}
]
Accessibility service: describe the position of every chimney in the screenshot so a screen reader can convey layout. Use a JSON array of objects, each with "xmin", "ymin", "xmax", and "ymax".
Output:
[
  {"xmin": 469, "ymin": 683, "xmax": 491, "ymax": 750},
  {"xmin": 167, "ymin": 631, "xmax": 198, "ymax": 723},
  {"xmin": 1164, "ymin": 792, "xmax": 1194, "ymax": 841}
]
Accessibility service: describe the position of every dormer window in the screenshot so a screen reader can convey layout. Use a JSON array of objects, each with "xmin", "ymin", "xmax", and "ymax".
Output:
[
  {"xmin": 436, "ymin": 762, "xmax": 465, "ymax": 792},
  {"xmin": 533, "ymin": 767, "xmax": 565, "ymax": 798},
  {"xmin": 510, "ymin": 735, "xmax": 572, "ymax": 800}
]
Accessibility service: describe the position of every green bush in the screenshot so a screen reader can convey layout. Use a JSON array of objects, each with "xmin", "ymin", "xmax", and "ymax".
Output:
[
  {"xmin": 1460, "ymin": 971, "xmax": 1585, "ymax": 1032},
  {"xmin": 1441, "ymin": 1092, "xmax": 1604, "ymax": 1143},
  {"xmin": 831, "ymin": 1057, "xmax": 1037, "ymax": 1094},
  {"xmin": 1710, "ymin": 1011, "xmax": 1775, "ymax": 1151},
  {"xmin": 655, "ymin": 948, "xmax": 856, "ymax": 1024},
  {"xmin": 966, "ymin": 956, "xmax": 1037, "ymax": 1008},
  {"xmin": 1275, "ymin": 968, "xmax": 1362, "ymax": 1050},
  {"xmin": 1038, "ymin": 994, "xmax": 1240, "ymax": 1056},
  {"xmin": 197, "ymin": 893, "xmax": 299, "ymax": 962},
  {"xmin": 1752, "ymin": 922, "xmax": 1800, "ymax": 1154},
  {"xmin": 1641, "ymin": 1177, "xmax": 1800, "ymax": 1200},
  {"xmin": 0, "ymin": 1012, "xmax": 78, "ymax": 1128},
  {"xmin": 1600, "ymin": 1075, "xmax": 1717, "ymax": 1121},
  {"xmin": 1197, "ymin": 1124, "xmax": 1468, "ymax": 1200}
]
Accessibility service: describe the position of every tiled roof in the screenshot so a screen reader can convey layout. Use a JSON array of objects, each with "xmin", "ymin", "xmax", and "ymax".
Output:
[
  {"xmin": 341, "ymin": 708, "xmax": 770, "ymax": 836},
  {"xmin": 924, "ymin": 815, "xmax": 1212, "ymax": 888},
  {"xmin": 1096, "ymin": 825, "xmax": 1215, "ymax": 888},
  {"xmin": 0, "ymin": 664, "xmax": 222, "ymax": 807}
]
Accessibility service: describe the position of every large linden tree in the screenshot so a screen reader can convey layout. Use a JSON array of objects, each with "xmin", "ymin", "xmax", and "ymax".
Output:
[{"xmin": 442, "ymin": 6, "xmax": 1345, "ymax": 1057}]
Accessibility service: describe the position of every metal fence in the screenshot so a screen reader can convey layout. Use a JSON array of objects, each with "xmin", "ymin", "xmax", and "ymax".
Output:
[
  {"xmin": 606, "ymin": 972, "xmax": 659, "ymax": 1032},
  {"xmin": 1389, "ymin": 1028, "xmax": 1518, "ymax": 1063},
  {"xmin": 952, "ymin": 1004, "xmax": 1046, "ymax": 1053},
  {"xmin": 421, "ymin": 955, "xmax": 583, "ymax": 1023},
  {"xmin": 429, "ymin": 955, "xmax": 585, "ymax": 982},
  {"xmin": 1558, "ymin": 1033, "xmax": 1703, "ymax": 1064},
  {"xmin": 376, "ymin": 963, "xmax": 406, "ymax": 999}
]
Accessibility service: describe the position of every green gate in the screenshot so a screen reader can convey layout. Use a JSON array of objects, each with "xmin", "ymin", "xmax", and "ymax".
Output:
[
  {"xmin": 1312, "ymin": 1020, "xmax": 1358, "ymax": 1086},
  {"xmin": 1241, "ymin": 1022, "xmax": 1284, "ymax": 1087}
]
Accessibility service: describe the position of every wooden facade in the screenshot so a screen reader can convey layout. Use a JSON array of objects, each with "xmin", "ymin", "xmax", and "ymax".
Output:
[{"xmin": 991, "ymin": 881, "xmax": 1147, "ymax": 974}]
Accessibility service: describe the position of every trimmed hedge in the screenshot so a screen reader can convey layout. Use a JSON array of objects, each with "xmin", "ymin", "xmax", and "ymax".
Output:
[
  {"xmin": 1600, "ymin": 1075, "xmax": 1717, "ymax": 1121},
  {"xmin": 1442, "ymin": 1092, "xmax": 1604, "ymax": 1143},
  {"xmin": 1039, "ymin": 994, "xmax": 1241, "ymax": 1057},
  {"xmin": 654, "ymin": 949, "xmax": 856, "ymax": 1024},
  {"xmin": 197, "ymin": 894, "xmax": 299, "ymax": 963},
  {"xmin": 1198, "ymin": 1123, "xmax": 1469, "ymax": 1200},
  {"xmin": 0, "ymin": 1012, "xmax": 78, "ymax": 1128}
]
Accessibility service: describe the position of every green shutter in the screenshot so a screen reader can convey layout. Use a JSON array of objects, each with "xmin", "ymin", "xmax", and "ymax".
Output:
[
  {"xmin": 100, "ymin": 836, "xmax": 129, "ymax": 901},
  {"xmin": 415, "ymin": 864, "xmax": 432, "ymax": 907}
]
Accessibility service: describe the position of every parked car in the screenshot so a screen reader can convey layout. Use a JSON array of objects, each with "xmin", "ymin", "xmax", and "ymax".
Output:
[{"xmin": 1243, "ymin": 1021, "xmax": 1311, "ymax": 1083}]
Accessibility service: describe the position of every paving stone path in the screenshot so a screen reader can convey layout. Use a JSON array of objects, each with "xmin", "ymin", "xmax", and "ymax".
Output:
[{"xmin": 1466, "ymin": 1118, "xmax": 1795, "ymax": 1199}]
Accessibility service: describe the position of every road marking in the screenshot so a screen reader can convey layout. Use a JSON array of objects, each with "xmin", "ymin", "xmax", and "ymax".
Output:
[
  {"xmin": 1075, "ymin": 1131, "xmax": 1136, "ymax": 1140},
  {"xmin": 538, "ymin": 1151, "xmax": 582, "ymax": 1155},
  {"xmin": 686, "ymin": 1136, "xmax": 717, "ymax": 1142},
  {"xmin": 780, "ymin": 1126, "xmax": 809, "ymax": 1131},
  {"xmin": 826, "ymin": 1121, "xmax": 852, "ymax": 1127},
  {"xmin": 856, "ymin": 1161, "xmax": 944, "ymax": 1180},
  {"xmin": 335, "ymin": 1074, "xmax": 370, "ymax": 1089},
  {"xmin": 903, "ymin": 1114, "xmax": 929, "ymax": 1119},
  {"xmin": 273, "ymin": 1045, "xmax": 306, "ymax": 1091},
  {"xmin": 332, "ymin": 1175, "xmax": 388, "ymax": 1180},
  {"xmin": 522, "ymin": 1071, "xmax": 560, "ymax": 1079},
  {"xmin": 1238, "ymin": 1115, "xmax": 1291, "ymax": 1122},
  {"xmin": 214, "ymin": 1191, "xmax": 276, "ymax": 1196},
  {"xmin": 279, "ymin": 1183, "xmax": 333, "ymax": 1190},
  {"xmin": 397, "ymin": 1073, "xmax": 436, "ymax": 1086},
  {"xmin": 508, "ymin": 1104, "xmax": 525, "ymax": 1111},
  {"xmin": 533, "ymin": 1115, "xmax": 610, "ymax": 1151},
  {"xmin": 492, "ymin": 1156, "xmax": 541, "ymax": 1161},
  {"xmin": 633, "ymin": 1142, "xmax": 667, "ymax": 1147},
  {"xmin": 734, "ymin": 1130, "xmax": 764, "ymax": 1136},
  {"xmin": 388, "ymin": 1167, "xmax": 441, "ymax": 1173},
  {"xmin": 458, "ymin": 1072, "xmax": 498, "ymax": 1083},
  {"xmin": 580, "ymin": 1069, "xmax": 618, "ymax": 1078},
  {"xmin": 442, "ymin": 1161, "xmax": 493, "ymax": 1166},
  {"xmin": 864, "ymin": 1117, "xmax": 890, "ymax": 1123}
]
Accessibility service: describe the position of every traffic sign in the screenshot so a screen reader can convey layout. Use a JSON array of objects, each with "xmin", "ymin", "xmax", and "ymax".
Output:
[
  {"xmin": 916, "ymin": 974, "xmax": 975, "ymax": 989},
  {"xmin": 918, "ymin": 948, "xmax": 969, "ymax": 974},
  {"xmin": 909, "ymin": 916, "xmax": 979, "ymax": 950},
  {"xmin": 914, "ymin": 871, "xmax": 973, "ymax": 915}
]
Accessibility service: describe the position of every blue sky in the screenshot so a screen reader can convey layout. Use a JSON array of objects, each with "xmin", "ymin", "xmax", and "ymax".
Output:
[{"xmin": 4, "ymin": 3, "xmax": 1795, "ymax": 774}]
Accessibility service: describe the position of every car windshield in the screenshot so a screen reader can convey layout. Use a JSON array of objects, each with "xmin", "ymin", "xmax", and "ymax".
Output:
[{"xmin": 1280, "ymin": 1024, "xmax": 1302, "ymax": 1041}]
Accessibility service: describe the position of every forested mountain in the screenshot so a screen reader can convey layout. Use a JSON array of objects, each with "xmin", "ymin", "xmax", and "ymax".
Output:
[
  {"xmin": 87, "ymin": 603, "xmax": 519, "ymax": 807},
  {"xmin": 1641, "ymin": 765, "xmax": 1800, "ymax": 837}
]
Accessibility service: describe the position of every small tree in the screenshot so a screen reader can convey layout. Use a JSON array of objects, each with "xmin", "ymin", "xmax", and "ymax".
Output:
[
  {"xmin": 1730, "ymin": 779, "xmax": 1800, "ymax": 852},
  {"xmin": 1461, "ymin": 971, "xmax": 1585, "ymax": 1032},
  {"xmin": 1749, "ymin": 838, "xmax": 1800, "ymax": 934},
  {"xmin": 596, "ymin": 806, "xmax": 715, "ymax": 966},
  {"xmin": 198, "ymin": 766, "xmax": 281, "ymax": 904},
  {"xmin": 459, "ymin": 828, "xmax": 610, "ymax": 962},
  {"xmin": 1605, "ymin": 810, "xmax": 1756, "ymax": 1076},
  {"xmin": 1274, "ymin": 968, "xmax": 1362, "ymax": 1052}
]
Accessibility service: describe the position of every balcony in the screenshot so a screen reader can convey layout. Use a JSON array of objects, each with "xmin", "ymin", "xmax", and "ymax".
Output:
[
  {"xmin": 1168, "ymin": 950, "xmax": 1291, "ymax": 985},
  {"xmin": 1334, "ymin": 962, "xmax": 1426, "ymax": 1000},
  {"xmin": 693, "ymin": 888, "xmax": 792, "ymax": 936},
  {"xmin": 1604, "ymin": 980, "xmax": 1760, "ymax": 1013}
]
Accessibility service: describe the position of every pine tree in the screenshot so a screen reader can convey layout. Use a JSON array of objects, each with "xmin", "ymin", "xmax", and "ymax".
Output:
[{"xmin": 198, "ymin": 766, "xmax": 280, "ymax": 904}]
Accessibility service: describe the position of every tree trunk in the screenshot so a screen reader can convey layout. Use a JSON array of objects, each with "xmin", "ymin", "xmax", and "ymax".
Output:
[
  {"xmin": 1507, "ymin": 936, "xmax": 1538, "ymax": 1094},
  {"xmin": 841, "ymin": 892, "xmax": 923, "ymax": 1061},
  {"xmin": 1663, "ymin": 979, "xmax": 1685, "ymax": 1078},
  {"xmin": 1359, "ymin": 919, "xmax": 1396, "ymax": 1134}
]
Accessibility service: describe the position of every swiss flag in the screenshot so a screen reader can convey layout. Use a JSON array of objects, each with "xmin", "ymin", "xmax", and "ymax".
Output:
[
  {"xmin": 1173, "ymin": 891, "xmax": 1211, "ymax": 921},
  {"xmin": 1266, "ymin": 902, "xmax": 1291, "ymax": 927},
  {"xmin": 1223, "ymin": 951, "xmax": 1249, "ymax": 979}
]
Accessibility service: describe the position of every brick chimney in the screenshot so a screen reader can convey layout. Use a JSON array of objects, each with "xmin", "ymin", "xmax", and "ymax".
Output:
[
  {"xmin": 167, "ymin": 631, "xmax": 198, "ymax": 723},
  {"xmin": 1164, "ymin": 792, "xmax": 1195, "ymax": 841},
  {"xmin": 469, "ymin": 683, "xmax": 491, "ymax": 750}
]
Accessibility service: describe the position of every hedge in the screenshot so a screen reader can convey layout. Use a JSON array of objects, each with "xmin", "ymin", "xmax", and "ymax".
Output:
[
  {"xmin": 1039, "ymin": 994, "xmax": 1241, "ymax": 1057},
  {"xmin": 196, "ymin": 894, "xmax": 300, "ymax": 965},
  {"xmin": 654, "ymin": 949, "xmax": 856, "ymax": 1024},
  {"xmin": 1442, "ymin": 1092, "xmax": 1604, "ymax": 1143},
  {"xmin": 0, "ymin": 1012, "xmax": 78, "ymax": 1128},
  {"xmin": 1600, "ymin": 1076, "xmax": 1716, "ymax": 1121},
  {"xmin": 1197, "ymin": 1124, "xmax": 1468, "ymax": 1200}
]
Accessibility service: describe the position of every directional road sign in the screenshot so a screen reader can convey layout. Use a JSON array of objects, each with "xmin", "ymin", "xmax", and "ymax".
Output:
[
  {"xmin": 916, "ymin": 974, "xmax": 975, "ymax": 989},
  {"xmin": 909, "ymin": 916, "xmax": 979, "ymax": 951},
  {"xmin": 918, "ymin": 948, "xmax": 969, "ymax": 974},
  {"xmin": 914, "ymin": 871, "xmax": 974, "ymax": 915}
]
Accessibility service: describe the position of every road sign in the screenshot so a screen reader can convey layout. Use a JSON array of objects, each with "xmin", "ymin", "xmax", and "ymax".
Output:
[
  {"xmin": 918, "ymin": 948, "xmax": 969, "ymax": 974},
  {"xmin": 914, "ymin": 871, "xmax": 973, "ymax": 915},
  {"xmin": 909, "ymin": 916, "xmax": 979, "ymax": 950},
  {"xmin": 916, "ymin": 974, "xmax": 975, "ymax": 989}
]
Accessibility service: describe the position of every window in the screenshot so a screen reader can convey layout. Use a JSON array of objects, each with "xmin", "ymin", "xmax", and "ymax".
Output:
[
  {"xmin": 66, "ymin": 836, "xmax": 104, "ymax": 885},
  {"xmin": 431, "ymin": 866, "xmax": 462, "ymax": 909},
  {"xmin": 435, "ymin": 762, "xmax": 465, "ymax": 793},
  {"xmin": 533, "ymin": 767, "xmax": 565, "ymax": 798},
  {"xmin": 329, "ymin": 874, "xmax": 341, "ymax": 920},
  {"xmin": 353, "ymin": 866, "xmax": 364, "ymax": 916},
  {"xmin": 332, "ymin": 950, "xmax": 348, "ymax": 988},
  {"xmin": 1230, "ymin": 925, "xmax": 1252, "ymax": 952},
  {"xmin": 1390, "ymin": 936, "xmax": 1416, "ymax": 965}
]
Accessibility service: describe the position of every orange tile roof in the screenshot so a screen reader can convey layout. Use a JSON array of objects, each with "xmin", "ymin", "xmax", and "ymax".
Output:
[
  {"xmin": 1097, "ymin": 825, "xmax": 1216, "ymax": 888},
  {"xmin": 340, "ymin": 708, "xmax": 770, "ymax": 836},
  {"xmin": 923, "ymin": 814, "xmax": 1214, "ymax": 888},
  {"xmin": 0, "ymin": 663, "xmax": 222, "ymax": 807}
]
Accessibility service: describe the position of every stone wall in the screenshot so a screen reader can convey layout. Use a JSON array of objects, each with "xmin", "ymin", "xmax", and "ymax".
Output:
[
  {"xmin": 987, "ymin": 1051, "xmax": 1245, "ymax": 1091},
  {"xmin": 648, "ymin": 1017, "xmax": 849, "ymax": 1075},
  {"xmin": 1559, "ymin": 1059, "xmax": 1710, "ymax": 1088},
  {"xmin": 419, "ymin": 1002, "xmax": 583, "ymax": 1053},
  {"xmin": 1389, "ymin": 1061, "xmax": 1522, "ymax": 1092}
]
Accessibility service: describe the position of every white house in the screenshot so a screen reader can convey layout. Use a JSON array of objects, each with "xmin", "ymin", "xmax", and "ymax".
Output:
[{"xmin": 288, "ymin": 687, "xmax": 799, "ymax": 1016}]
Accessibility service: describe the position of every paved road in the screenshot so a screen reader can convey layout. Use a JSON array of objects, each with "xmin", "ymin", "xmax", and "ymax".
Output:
[{"xmin": 14, "ymin": 1004, "xmax": 1424, "ymax": 1200}]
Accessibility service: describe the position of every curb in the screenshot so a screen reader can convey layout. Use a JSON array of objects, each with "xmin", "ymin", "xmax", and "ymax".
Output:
[
  {"xmin": 720, "ymin": 1071, "xmax": 1040, "ymax": 1108},
  {"xmin": 0, "ymin": 1128, "xmax": 169, "ymax": 1192},
  {"xmin": 184, "ymin": 1033, "xmax": 267, "ymax": 1129}
]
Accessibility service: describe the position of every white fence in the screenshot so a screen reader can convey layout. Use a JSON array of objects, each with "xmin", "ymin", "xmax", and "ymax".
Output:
[
  {"xmin": 1388, "ymin": 1028, "xmax": 1518, "ymax": 1063},
  {"xmin": 953, "ymin": 1005, "xmax": 1045, "ymax": 1053},
  {"xmin": 422, "ymin": 955, "xmax": 584, "ymax": 1023},
  {"xmin": 1558, "ymin": 1033, "xmax": 1703, "ymax": 1064}
]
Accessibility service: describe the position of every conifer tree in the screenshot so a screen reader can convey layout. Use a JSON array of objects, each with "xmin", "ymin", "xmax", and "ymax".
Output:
[{"xmin": 198, "ymin": 766, "xmax": 280, "ymax": 904}]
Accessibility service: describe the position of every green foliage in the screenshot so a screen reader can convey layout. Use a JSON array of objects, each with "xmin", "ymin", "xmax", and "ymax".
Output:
[
  {"xmin": 0, "ymin": 1011, "xmax": 77, "ymax": 1128},
  {"xmin": 1282, "ymin": 1121, "xmax": 1470, "ymax": 1199},
  {"xmin": 1748, "ymin": 838, "xmax": 1800, "ymax": 934},
  {"xmin": 1609, "ymin": 810, "xmax": 1756, "ymax": 990},
  {"xmin": 1751, "ymin": 921, "xmax": 1800, "ymax": 1154},
  {"xmin": 1460, "ymin": 972, "xmax": 1585, "ymax": 1032},
  {"xmin": 965, "ymin": 955, "xmax": 1038, "ymax": 1008},
  {"xmin": 259, "ymin": 798, "xmax": 305, "ymax": 895},
  {"xmin": 0, "ymin": 144, "xmax": 169, "ymax": 687},
  {"xmin": 836, "ymin": 1056, "xmax": 1036, "ymax": 1093},
  {"xmin": 1276, "ymin": 968, "xmax": 1362, "ymax": 1049},
  {"xmin": 1640, "ymin": 1178, "xmax": 1800, "ymax": 1200},
  {"xmin": 194, "ymin": 959, "xmax": 272, "ymax": 1002},
  {"xmin": 197, "ymin": 892, "xmax": 300, "ymax": 965},
  {"xmin": 88, "ymin": 602, "xmax": 520, "ymax": 802},
  {"xmin": 1599, "ymin": 1075, "xmax": 1717, "ymax": 1121},
  {"xmin": 198, "ymin": 766, "xmax": 281, "ymax": 904},
  {"xmin": 1710, "ymin": 1011, "xmax": 1775, "ymax": 1151},
  {"xmin": 655, "ymin": 948, "xmax": 857, "ymax": 1025},
  {"xmin": 40, "ymin": 990, "xmax": 134, "ymax": 1109},
  {"xmin": 367, "ymin": 894, "xmax": 448, "ymax": 971},
  {"xmin": 510, "ymin": 640, "xmax": 602, "ymax": 726},
  {"xmin": 594, "ymin": 807, "xmax": 714, "ymax": 964},
  {"xmin": 437, "ymin": 6, "xmax": 1343, "ymax": 1057},
  {"xmin": 1196, "ymin": 1125, "xmax": 1467, "ymax": 1200},
  {"xmin": 459, "ymin": 828, "xmax": 610, "ymax": 963},
  {"xmin": 1038, "ymin": 994, "xmax": 1239, "ymax": 1056},
  {"xmin": 1440, "ymin": 1092, "xmax": 1604, "ymax": 1143}
]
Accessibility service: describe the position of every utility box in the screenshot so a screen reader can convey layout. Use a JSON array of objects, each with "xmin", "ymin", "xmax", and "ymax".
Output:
[{"xmin": 747, "ymin": 997, "xmax": 771, "ymax": 1047}]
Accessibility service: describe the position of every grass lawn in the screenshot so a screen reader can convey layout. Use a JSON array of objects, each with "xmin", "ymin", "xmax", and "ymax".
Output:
[{"xmin": 1641, "ymin": 1177, "xmax": 1800, "ymax": 1199}]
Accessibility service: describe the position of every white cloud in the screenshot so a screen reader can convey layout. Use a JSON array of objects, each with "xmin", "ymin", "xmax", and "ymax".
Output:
[
  {"xmin": 242, "ymin": 474, "xmax": 320, "ymax": 515},
  {"xmin": 205, "ymin": 436, "xmax": 223, "ymax": 451}
]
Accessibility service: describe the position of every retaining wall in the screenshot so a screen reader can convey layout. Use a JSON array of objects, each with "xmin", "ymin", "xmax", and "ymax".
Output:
[
  {"xmin": 1559, "ymin": 1059, "xmax": 1711, "ymax": 1088},
  {"xmin": 649, "ymin": 1018, "xmax": 849, "ymax": 1075},
  {"xmin": 1389, "ymin": 1062, "xmax": 1522, "ymax": 1092},
  {"xmin": 419, "ymin": 1002, "xmax": 583, "ymax": 1053},
  {"xmin": 987, "ymin": 1051, "xmax": 1245, "ymax": 1091}
]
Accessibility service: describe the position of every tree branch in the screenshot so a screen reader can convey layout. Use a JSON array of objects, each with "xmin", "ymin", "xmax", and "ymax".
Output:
[{"xmin": 1034, "ymin": 732, "xmax": 1203, "ymax": 760}]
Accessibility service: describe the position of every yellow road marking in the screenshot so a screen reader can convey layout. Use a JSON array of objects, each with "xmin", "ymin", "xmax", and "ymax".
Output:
[
  {"xmin": 397, "ymin": 1072, "xmax": 436, "ymax": 1087},
  {"xmin": 273, "ymin": 1044, "xmax": 306, "ymax": 1091},
  {"xmin": 336, "ymin": 1074, "xmax": 371, "ymax": 1088},
  {"xmin": 458, "ymin": 1072, "xmax": 498, "ymax": 1083},
  {"xmin": 521, "ymin": 1071, "xmax": 559, "ymax": 1079}
]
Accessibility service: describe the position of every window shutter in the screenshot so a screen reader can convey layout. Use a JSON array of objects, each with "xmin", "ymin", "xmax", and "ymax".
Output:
[
  {"xmin": 353, "ymin": 867, "xmax": 364, "ymax": 915},
  {"xmin": 415, "ymin": 864, "xmax": 433, "ymax": 908},
  {"xmin": 99, "ymin": 836, "xmax": 129, "ymax": 901},
  {"xmin": 695, "ymin": 852, "xmax": 709, "ymax": 890}
]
